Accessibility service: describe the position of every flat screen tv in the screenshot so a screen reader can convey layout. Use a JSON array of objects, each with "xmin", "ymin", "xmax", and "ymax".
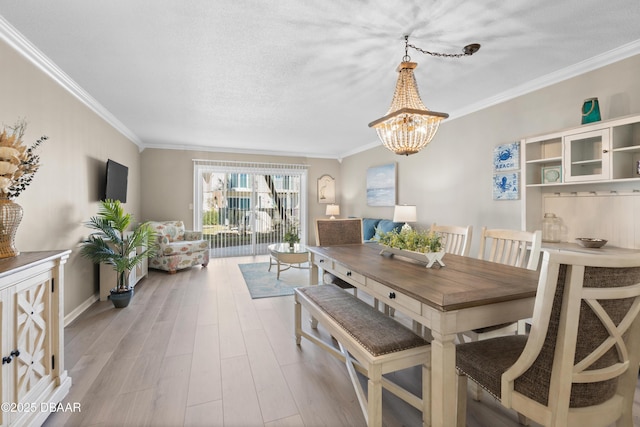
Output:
[{"xmin": 104, "ymin": 159, "xmax": 128, "ymax": 203}]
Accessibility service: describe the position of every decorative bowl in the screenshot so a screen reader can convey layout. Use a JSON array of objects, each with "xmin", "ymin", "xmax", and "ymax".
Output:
[{"xmin": 575, "ymin": 238, "xmax": 607, "ymax": 248}]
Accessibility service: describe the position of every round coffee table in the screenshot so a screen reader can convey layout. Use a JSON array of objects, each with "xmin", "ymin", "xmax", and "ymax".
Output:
[{"xmin": 268, "ymin": 243, "xmax": 309, "ymax": 279}]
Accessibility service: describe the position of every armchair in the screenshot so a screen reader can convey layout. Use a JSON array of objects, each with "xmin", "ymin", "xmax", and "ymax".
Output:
[{"xmin": 146, "ymin": 220, "xmax": 209, "ymax": 274}]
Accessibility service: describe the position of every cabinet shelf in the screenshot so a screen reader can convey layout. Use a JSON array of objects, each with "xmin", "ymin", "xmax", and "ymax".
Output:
[
  {"xmin": 613, "ymin": 145, "xmax": 640, "ymax": 153},
  {"xmin": 526, "ymin": 156, "xmax": 562, "ymax": 164},
  {"xmin": 571, "ymin": 159, "xmax": 602, "ymax": 166}
]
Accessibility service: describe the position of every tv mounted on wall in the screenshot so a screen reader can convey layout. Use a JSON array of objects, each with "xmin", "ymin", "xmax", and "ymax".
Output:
[{"xmin": 104, "ymin": 159, "xmax": 128, "ymax": 203}]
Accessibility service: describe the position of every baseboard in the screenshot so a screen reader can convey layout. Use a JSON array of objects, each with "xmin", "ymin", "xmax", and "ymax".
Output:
[{"xmin": 65, "ymin": 293, "xmax": 99, "ymax": 327}]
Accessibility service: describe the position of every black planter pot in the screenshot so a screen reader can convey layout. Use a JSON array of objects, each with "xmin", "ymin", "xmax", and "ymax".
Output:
[{"xmin": 109, "ymin": 287, "xmax": 134, "ymax": 308}]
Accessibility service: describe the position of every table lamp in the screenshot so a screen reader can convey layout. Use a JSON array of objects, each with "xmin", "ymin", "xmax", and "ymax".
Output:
[
  {"xmin": 393, "ymin": 205, "xmax": 416, "ymax": 232},
  {"xmin": 326, "ymin": 204, "xmax": 340, "ymax": 219}
]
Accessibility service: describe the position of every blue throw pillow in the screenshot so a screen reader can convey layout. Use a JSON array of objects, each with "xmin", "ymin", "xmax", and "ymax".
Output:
[
  {"xmin": 362, "ymin": 218, "xmax": 382, "ymax": 241},
  {"xmin": 374, "ymin": 219, "xmax": 404, "ymax": 240}
]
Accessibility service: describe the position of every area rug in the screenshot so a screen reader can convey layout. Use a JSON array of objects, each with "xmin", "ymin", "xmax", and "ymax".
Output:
[{"xmin": 238, "ymin": 262, "xmax": 308, "ymax": 299}]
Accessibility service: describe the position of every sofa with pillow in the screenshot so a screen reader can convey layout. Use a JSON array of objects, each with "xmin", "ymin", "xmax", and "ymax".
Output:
[
  {"xmin": 362, "ymin": 218, "xmax": 404, "ymax": 242},
  {"xmin": 147, "ymin": 220, "xmax": 209, "ymax": 274}
]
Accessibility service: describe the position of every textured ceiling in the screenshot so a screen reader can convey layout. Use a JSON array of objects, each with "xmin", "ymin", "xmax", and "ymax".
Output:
[{"xmin": 1, "ymin": 0, "xmax": 640, "ymax": 158}]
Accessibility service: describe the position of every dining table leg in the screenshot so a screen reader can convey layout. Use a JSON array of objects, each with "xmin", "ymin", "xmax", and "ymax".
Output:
[{"xmin": 430, "ymin": 330, "xmax": 458, "ymax": 427}]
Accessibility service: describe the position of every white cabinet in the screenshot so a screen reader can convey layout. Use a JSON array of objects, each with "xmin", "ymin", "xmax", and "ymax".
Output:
[
  {"xmin": 521, "ymin": 113, "xmax": 640, "ymax": 244},
  {"xmin": 563, "ymin": 129, "xmax": 610, "ymax": 182},
  {"xmin": 523, "ymin": 113, "xmax": 640, "ymax": 187},
  {"xmin": 0, "ymin": 251, "xmax": 71, "ymax": 427}
]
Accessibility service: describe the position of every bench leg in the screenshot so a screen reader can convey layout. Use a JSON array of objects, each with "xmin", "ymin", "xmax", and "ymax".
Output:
[
  {"xmin": 423, "ymin": 361, "xmax": 431, "ymax": 427},
  {"xmin": 456, "ymin": 370, "xmax": 467, "ymax": 427},
  {"xmin": 367, "ymin": 365, "xmax": 383, "ymax": 427},
  {"xmin": 295, "ymin": 299, "xmax": 302, "ymax": 345}
]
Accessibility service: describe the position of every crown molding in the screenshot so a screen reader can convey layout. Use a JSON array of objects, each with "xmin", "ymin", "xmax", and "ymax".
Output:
[
  {"xmin": 342, "ymin": 39, "xmax": 640, "ymax": 159},
  {"xmin": 447, "ymin": 38, "xmax": 640, "ymax": 120},
  {"xmin": 142, "ymin": 141, "xmax": 338, "ymax": 160},
  {"xmin": 0, "ymin": 16, "xmax": 144, "ymax": 149}
]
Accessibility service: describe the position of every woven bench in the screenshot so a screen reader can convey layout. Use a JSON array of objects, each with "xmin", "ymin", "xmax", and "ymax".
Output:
[{"xmin": 294, "ymin": 283, "xmax": 431, "ymax": 427}]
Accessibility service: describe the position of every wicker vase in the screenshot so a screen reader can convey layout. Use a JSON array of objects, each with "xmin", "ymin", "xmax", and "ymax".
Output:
[{"xmin": 0, "ymin": 197, "xmax": 23, "ymax": 258}]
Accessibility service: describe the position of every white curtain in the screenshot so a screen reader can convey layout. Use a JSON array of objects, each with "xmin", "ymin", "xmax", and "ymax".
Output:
[{"xmin": 193, "ymin": 159, "xmax": 308, "ymax": 257}]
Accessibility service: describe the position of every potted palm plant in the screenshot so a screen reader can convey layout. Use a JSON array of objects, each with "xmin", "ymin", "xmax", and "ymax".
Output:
[{"xmin": 80, "ymin": 199, "xmax": 157, "ymax": 308}]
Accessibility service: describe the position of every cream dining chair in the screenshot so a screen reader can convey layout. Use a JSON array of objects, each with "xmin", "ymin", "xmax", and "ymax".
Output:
[
  {"xmin": 456, "ymin": 250, "xmax": 640, "ymax": 427},
  {"xmin": 414, "ymin": 223, "xmax": 474, "ymax": 337},
  {"xmin": 430, "ymin": 223, "xmax": 473, "ymax": 257}
]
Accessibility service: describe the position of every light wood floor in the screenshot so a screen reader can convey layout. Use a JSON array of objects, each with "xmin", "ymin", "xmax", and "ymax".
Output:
[{"xmin": 44, "ymin": 255, "xmax": 640, "ymax": 427}]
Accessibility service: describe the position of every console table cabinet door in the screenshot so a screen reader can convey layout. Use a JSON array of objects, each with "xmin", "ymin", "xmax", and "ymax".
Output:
[{"xmin": 8, "ymin": 272, "xmax": 54, "ymax": 426}]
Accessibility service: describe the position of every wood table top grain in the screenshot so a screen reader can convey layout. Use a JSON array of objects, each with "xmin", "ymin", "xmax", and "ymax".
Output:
[{"xmin": 307, "ymin": 243, "xmax": 540, "ymax": 311}]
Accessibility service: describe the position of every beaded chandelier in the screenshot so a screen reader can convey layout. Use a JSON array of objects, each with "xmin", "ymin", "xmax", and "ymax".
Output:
[{"xmin": 369, "ymin": 36, "xmax": 480, "ymax": 156}]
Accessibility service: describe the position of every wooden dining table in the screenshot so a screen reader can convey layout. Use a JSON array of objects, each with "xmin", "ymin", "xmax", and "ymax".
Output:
[{"xmin": 306, "ymin": 243, "xmax": 540, "ymax": 427}]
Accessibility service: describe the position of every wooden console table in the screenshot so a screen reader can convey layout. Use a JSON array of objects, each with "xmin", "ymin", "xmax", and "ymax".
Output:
[
  {"xmin": 0, "ymin": 250, "xmax": 71, "ymax": 427},
  {"xmin": 307, "ymin": 243, "xmax": 539, "ymax": 427}
]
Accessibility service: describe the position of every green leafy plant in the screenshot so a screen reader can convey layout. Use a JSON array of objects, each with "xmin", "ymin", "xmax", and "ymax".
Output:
[
  {"xmin": 80, "ymin": 199, "xmax": 158, "ymax": 293},
  {"xmin": 283, "ymin": 226, "xmax": 300, "ymax": 246},
  {"xmin": 377, "ymin": 227, "xmax": 443, "ymax": 253}
]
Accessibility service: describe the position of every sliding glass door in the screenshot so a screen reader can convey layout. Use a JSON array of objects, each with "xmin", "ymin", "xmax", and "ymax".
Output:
[{"xmin": 193, "ymin": 160, "xmax": 308, "ymax": 257}]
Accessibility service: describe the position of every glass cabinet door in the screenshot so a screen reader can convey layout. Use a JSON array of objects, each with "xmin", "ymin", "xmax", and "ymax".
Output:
[{"xmin": 563, "ymin": 129, "xmax": 610, "ymax": 182}]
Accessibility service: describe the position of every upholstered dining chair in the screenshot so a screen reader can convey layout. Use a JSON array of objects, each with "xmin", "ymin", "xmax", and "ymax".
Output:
[
  {"xmin": 430, "ymin": 223, "xmax": 473, "ymax": 256},
  {"xmin": 456, "ymin": 250, "xmax": 640, "ymax": 427},
  {"xmin": 459, "ymin": 227, "xmax": 542, "ymax": 399},
  {"xmin": 315, "ymin": 218, "xmax": 363, "ymax": 298}
]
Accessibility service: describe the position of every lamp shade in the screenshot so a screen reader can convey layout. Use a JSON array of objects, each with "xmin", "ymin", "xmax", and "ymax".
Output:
[
  {"xmin": 393, "ymin": 205, "xmax": 417, "ymax": 223},
  {"xmin": 326, "ymin": 204, "xmax": 340, "ymax": 219}
]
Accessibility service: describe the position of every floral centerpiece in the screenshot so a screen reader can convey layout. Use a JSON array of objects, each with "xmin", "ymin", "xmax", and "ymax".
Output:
[
  {"xmin": 0, "ymin": 119, "xmax": 48, "ymax": 258},
  {"xmin": 377, "ymin": 228, "xmax": 446, "ymax": 268}
]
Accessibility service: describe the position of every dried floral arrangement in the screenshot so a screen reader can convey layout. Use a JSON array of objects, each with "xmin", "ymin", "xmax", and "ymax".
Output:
[{"xmin": 0, "ymin": 119, "xmax": 48, "ymax": 199}]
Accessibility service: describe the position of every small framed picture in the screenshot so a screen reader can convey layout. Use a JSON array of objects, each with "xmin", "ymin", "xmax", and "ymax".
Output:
[
  {"xmin": 493, "ymin": 142, "xmax": 520, "ymax": 171},
  {"xmin": 493, "ymin": 172, "xmax": 519, "ymax": 200},
  {"xmin": 541, "ymin": 166, "xmax": 562, "ymax": 184},
  {"xmin": 317, "ymin": 174, "xmax": 336, "ymax": 204}
]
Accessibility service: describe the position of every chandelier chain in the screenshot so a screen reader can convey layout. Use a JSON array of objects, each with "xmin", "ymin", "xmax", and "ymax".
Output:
[
  {"xmin": 407, "ymin": 43, "xmax": 473, "ymax": 58},
  {"xmin": 402, "ymin": 35, "xmax": 480, "ymax": 61}
]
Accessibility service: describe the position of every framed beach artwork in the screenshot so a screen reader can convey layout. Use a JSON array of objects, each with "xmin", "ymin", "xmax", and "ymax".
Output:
[
  {"xmin": 367, "ymin": 163, "xmax": 396, "ymax": 206},
  {"xmin": 493, "ymin": 142, "xmax": 520, "ymax": 171},
  {"xmin": 493, "ymin": 172, "xmax": 519, "ymax": 200},
  {"xmin": 317, "ymin": 174, "xmax": 335, "ymax": 204}
]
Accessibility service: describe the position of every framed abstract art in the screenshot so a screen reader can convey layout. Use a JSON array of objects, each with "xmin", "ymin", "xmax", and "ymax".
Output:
[{"xmin": 366, "ymin": 163, "xmax": 396, "ymax": 206}]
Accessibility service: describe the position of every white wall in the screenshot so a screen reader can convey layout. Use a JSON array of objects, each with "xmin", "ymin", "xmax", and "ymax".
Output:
[{"xmin": 341, "ymin": 54, "xmax": 640, "ymax": 256}]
